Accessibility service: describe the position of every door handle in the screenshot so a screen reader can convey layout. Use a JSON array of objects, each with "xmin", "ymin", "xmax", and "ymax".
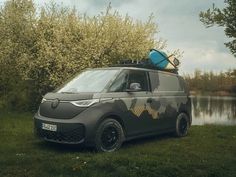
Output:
[{"xmin": 147, "ymin": 98, "xmax": 152, "ymax": 103}]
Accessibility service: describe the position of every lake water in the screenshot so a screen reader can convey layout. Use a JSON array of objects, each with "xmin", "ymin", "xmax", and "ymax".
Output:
[{"xmin": 191, "ymin": 96, "xmax": 236, "ymax": 125}]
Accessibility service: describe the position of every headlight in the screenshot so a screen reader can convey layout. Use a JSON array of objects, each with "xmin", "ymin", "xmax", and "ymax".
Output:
[
  {"xmin": 71, "ymin": 99, "xmax": 99, "ymax": 107},
  {"xmin": 41, "ymin": 98, "xmax": 47, "ymax": 103}
]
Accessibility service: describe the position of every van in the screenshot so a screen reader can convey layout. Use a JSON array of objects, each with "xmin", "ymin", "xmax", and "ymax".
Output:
[{"xmin": 34, "ymin": 66, "xmax": 191, "ymax": 152}]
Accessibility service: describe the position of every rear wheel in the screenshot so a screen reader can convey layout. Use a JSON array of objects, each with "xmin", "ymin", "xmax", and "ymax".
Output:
[
  {"xmin": 95, "ymin": 119, "xmax": 124, "ymax": 152},
  {"xmin": 175, "ymin": 113, "xmax": 190, "ymax": 137}
]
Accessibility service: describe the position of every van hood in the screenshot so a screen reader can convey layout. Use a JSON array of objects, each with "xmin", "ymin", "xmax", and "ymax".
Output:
[
  {"xmin": 40, "ymin": 92, "xmax": 95, "ymax": 119},
  {"xmin": 44, "ymin": 92, "xmax": 94, "ymax": 101}
]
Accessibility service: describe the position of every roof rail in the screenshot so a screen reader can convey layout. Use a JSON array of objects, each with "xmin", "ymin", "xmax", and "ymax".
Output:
[{"xmin": 110, "ymin": 59, "xmax": 179, "ymax": 74}]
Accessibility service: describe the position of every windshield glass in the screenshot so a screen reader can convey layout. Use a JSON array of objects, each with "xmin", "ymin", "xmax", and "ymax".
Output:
[{"xmin": 58, "ymin": 69, "xmax": 119, "ymax": 93}]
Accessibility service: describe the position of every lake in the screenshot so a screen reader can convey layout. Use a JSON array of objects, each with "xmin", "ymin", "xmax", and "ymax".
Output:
[{"xmin": 191, "ymin": 95, "xmax": 236, "ymax": 125}]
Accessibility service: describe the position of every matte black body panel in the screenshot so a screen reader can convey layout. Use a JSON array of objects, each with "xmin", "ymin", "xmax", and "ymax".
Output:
[{"xmin": 39, "ymin": 101, "xmax": 86, "ymax": 119}]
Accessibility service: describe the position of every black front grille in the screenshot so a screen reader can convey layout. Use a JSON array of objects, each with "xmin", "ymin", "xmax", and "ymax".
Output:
[{"xmin": 35, "ymin": 123, "xmax": 85, "ymax": 143}]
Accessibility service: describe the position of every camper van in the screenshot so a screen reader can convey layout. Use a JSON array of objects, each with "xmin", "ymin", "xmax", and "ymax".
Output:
[{"xmin": 34, "ymin": 64, "xmax": 191, "ymax": 152}]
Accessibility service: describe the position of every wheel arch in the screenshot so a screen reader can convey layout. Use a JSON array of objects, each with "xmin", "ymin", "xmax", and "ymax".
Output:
[
  {"xmin": 178, "ymin": 110, "xmax": 192, "ymax": 126},
  {"xmin": 178, "ymin": 103, "xmax": 192, "ymax": 126},
  {"xmin": 97, "ymin": 113, "xmax": 127, "ymax": 138}
]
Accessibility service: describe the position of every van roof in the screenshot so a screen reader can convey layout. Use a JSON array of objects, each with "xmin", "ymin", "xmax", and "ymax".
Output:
[{"xmin": 89, "ymin": 66, "xmax": 179, "ymax": 76}]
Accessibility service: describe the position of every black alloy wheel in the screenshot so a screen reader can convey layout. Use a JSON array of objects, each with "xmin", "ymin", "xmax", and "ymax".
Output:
[
  {"xmin": 101, "ymin": 126, "xmax": 119, "ymax": 150},
  {"xmin": 175, "ymin": 113, "xmax": 189, "ymax": 137},
  {"xmin": 95, "ymin": 119, "xmax": 124, "ymax": 152}
]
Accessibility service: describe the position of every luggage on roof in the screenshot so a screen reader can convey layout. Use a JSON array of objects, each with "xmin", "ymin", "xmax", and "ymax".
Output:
[
  {"xmin": 149, "ymin": 49, "xmax": 180, "ymax": 70},
  {"xmin": 111, "ymin": 49, "xmax": 179, "ymax": 74}
]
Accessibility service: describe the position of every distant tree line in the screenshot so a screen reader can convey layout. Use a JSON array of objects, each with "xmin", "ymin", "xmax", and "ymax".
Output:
[
  {"xmin": 184, "ymin": 69, "xmax": 236, "ymax": 94},
  {"xmin": 0, "ymin": 0, "xmax": 170, "ymax": 111}
]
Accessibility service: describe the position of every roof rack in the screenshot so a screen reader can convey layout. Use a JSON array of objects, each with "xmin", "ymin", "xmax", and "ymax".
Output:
[{"xmin": 110, "ymin": 59, "xmax": 179, "ymax": 74}]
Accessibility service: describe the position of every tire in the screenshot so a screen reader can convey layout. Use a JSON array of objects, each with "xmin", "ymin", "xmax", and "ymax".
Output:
[
  {"xmin": 95, "ymin": 118, "xmax": 124, "ymax": 152},
  {"xmin": 175, "ymin": 113, "xmax": 190, "ymax": 137}
]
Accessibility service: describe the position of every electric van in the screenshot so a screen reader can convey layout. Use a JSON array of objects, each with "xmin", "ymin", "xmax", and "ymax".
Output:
[{"xmin": 34, "ymin": 66, "xmax": 192, "ymax": 152}]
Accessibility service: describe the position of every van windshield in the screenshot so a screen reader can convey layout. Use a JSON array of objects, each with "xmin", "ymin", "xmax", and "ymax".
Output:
[{"xmin": 58, "ymin": 69, "xmax": 119, "ymax": 93}]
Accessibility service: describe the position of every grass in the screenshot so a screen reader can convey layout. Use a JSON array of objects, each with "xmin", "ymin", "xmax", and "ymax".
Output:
[{"xmin": 0, "ymin": 112, "xmax": 236, "ymax": 177}]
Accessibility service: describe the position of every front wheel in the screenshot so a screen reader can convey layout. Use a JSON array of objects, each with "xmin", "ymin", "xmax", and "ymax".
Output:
[
  {"xmin": 95, "ymin": 119, "xmax": 124, "ymax": 152},
  {"xmin": 175, "ymin": 113, "xmax": 190, "ymax": 137}
]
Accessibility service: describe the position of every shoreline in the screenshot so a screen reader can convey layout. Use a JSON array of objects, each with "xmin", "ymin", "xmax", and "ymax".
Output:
[{"xmin": 189, "ymin": 90, "xmax": 236, "ymax": 97}]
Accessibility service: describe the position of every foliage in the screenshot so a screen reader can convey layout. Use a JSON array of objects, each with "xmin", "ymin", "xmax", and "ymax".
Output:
[
  {"xmin": 184, "ymin": 69, "xmax": 236, "ymax": 93},
  {"xmin": 0, "ymin": 0, "xmax": 167, "ymax": 111},
  {"xmin": 199, "ymin": 0, "xmax": 236, "ymax": 56}
]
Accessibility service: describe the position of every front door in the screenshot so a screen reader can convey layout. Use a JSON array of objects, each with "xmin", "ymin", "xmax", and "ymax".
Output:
[{"xmin": 107, "ymin": 69, "xmax": 161, "ymax": 136}]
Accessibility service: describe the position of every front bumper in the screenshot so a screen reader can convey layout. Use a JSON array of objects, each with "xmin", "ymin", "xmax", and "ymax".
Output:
[{"xmin": 34, "ymin": 118, "xmax": 85, "ymax": 144}]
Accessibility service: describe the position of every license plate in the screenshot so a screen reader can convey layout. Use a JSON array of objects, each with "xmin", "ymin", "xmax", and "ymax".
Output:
[{"xmin": 42, "ymin": 123, "xmax": 57, "ymax": 132}]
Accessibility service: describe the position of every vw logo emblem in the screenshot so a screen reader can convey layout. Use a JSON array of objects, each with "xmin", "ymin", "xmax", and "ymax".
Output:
[{"xmin": 51, "ymin": 98, "xmax": 60, "ymax": 109}]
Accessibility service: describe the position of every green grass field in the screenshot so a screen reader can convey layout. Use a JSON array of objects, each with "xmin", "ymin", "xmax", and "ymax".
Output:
[{"xmin": 0, "ymin": 112, "xmax": 235, "ymax": 177}]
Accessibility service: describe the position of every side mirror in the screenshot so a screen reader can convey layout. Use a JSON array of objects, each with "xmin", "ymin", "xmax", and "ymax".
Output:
[{"xmin": 126, "ymin": 83, "xmax": 142, "ymax": 92}]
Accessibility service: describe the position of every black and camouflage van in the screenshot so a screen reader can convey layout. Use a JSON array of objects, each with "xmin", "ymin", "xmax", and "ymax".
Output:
[{"xmin": 34, "ymin": 66, "xmax": 191, "ymax": 152}]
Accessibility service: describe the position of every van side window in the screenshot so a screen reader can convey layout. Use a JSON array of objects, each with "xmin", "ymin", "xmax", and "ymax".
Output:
[
  {"xmin": 109, "ymin": 70, "xmax": 149, "ymax": 92},
  {"xmin": 109, "ymin": 71, "xmax": 128, "ymax": 92},
  {"xmin": 127, "ymin": 70, "xmax": 149, "ymax": 91},
  {"xmin": 149, "ymin": 72, "xmax": 159, "ymax": 91},
  {"xmin": 149, "ymin": 72, "xmax": 182, "ymax": 92}
]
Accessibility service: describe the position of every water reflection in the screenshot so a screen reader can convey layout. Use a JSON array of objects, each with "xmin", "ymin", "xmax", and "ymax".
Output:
[{"xmin": 191, "ymin": 96, "xmax": 236, "ymax": 125}]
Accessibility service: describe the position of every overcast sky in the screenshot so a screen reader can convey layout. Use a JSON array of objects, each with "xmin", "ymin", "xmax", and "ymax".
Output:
[{"xmin": 1, "ymin": 0, "xmax": 235, "ymax": 75}]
